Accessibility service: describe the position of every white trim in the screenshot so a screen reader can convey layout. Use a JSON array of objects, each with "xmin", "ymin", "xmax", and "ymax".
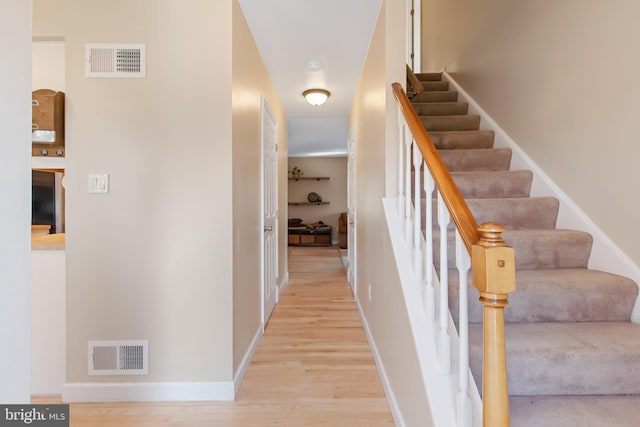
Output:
[
  {"xmin": 382, "ymin": 198, "xmax": 470, "ymax": 427},
  {"xmin": 412, "ymin": 0, "xmax": 421, "ymax": 72},
  {"xmin": 261, "ymin": 95, "xmax": 279, "ymax": 330},
  {"xmin": 443, "ymin": 70, "xmax": 640, "ymax": 321},
  {"xmin": 279, "ymin": 271, "xmax": 290, "ymax": 296},
  {"xmin": 31, "ymin": 156, "xmax": 65, "ymax": 170},
  {"xmin": 62, "ymin": 381, "xmax": 235, "ymax": 403},
  {"xmin": 233, "ymin": 326, "xmax": 263, "ymax": 394},
  {"xmin": 356, "ymin": 299, "xmax": 407, "ymax": 427}
]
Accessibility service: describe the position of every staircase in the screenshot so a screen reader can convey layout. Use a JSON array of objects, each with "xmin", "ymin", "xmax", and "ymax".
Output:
[{"xmin": 412, "ymin": 72, "xmax": 640, "ymax": 426}]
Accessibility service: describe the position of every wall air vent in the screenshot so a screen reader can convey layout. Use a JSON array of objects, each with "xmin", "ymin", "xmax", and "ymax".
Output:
[
  {"xmin": 85, "ymin": 44, "xmax": 146, "ymax": 78},
  {"xmin": 88, "ymin": 340, "xmax": 148, "ymax": 375}
]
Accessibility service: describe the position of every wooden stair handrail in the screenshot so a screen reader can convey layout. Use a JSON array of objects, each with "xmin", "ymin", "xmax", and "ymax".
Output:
[
  {"xmin": 406, "ymin": 64, "xmax": 424, "ymax": 97},
  {"xmin": 392, "ymin": 82, "xmax": 479, "ymax": 253},
  {"xmin": 393, "ymin": 81, "xmax": 515, "ymax": 426}
]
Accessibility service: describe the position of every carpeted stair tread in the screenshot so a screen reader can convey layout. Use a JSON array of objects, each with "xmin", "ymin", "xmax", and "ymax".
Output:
[
  {"xmin": 420, "ymin": 114, "xmax": 481, "ymax": 132},
  {"xmin": 412, "ymin": 90, "xmax": 458, "ymax": 103},
  {"xmin": 510, "ymin": 395, "xmax": 640, "ymax": 427},
  {"xmin": 503, "ymin": 229, "xmax": 593, "ymax": 269},
  {"xmin": 421, "ymin": 80, "xmax": 449, "ymax": 91},
  {"xmin": 506, "ymin": 269, "xmax": 639, "ymax": 322},
  {"xmin": 406, "ymin": 71, "xmax": 640, "ymax": 422},
  {"xmin": 439, "ymin": 148, "xmax": 512, "ymax": 171},
  {"xmin": 428, "ymin": 130, "xmax": 495, "ymax": 150},
  {"xmin": 467, "ymin": 197, "xmax": 559, "ymax": 230},
  {"xmin": 425, "ymin": 197, "xmax": 559, "ymax": 230},
  {"xmin": 413, "ymin": 102, "xmax": 469, "ymax": 116},
  {"xmin": 469, "ymin": 322, "xmax": 640, "ymax": 396},
  {"xmin": 411, "ymin": 170, "xmax": 533, "ymax": 199},
  {"xmin": 416, "ymin": 72, "xmax": 443, "ymax": 82},
  {"xmin": 449, "ymin": 268, "xmax": 638, "ymax": 324},
  {"xmin": 452, "ymin": 170, "xmax": 533, "ymax": 198},
  {"xmin": 433, "ymin": 229, "xmax": 592, "ymax": 270}
]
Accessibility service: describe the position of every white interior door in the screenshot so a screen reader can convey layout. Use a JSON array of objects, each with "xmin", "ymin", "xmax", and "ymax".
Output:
[
  {"xmin": 262, "ymin": 97, "xmax": 278, "ymax": 328},
  {"xmin": 347, "ymin": 128, "xmax": 357, "ymax": 294}
]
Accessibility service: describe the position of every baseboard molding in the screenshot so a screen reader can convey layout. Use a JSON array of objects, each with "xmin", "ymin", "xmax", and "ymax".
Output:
[
  {"xmin": 356, "ymin": 299, "xmax": 407, "ymax": 427},
  {"xmin": 233, "ymin": 326, "xmax": 262, "ymax": 394},
  {"xmin": 443, "ymin": 70, "xmax": 640, "ymax": 322},
  {"xmin": 62, "ymin": 381, "xmax": 235, "ymax": 403},
  {"xmin": 278, "ymin": 272, "xmax": 290, "ymax": 296}
]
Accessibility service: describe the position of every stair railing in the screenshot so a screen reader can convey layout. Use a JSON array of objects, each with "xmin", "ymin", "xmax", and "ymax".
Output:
[
  {"xmin": 406, "ymin": 64, "xmax": 425, "ymax": 98},
  {"xmin": 392, "ymin": 81, "xmax": 516, "ymax": 427}
]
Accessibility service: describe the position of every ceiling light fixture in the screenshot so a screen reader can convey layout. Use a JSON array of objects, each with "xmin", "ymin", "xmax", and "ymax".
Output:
[{"xmin": 303, "ymin": 89, "xmax": 331, "ymax": 106}]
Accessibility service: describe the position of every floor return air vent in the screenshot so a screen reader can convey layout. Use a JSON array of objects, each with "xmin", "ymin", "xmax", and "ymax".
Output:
[{"xmin": 88, "ymin": 340, "xmax": 148, "ymax": 376}]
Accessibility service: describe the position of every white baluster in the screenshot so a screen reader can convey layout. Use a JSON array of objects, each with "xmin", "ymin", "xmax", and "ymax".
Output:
[
  {"xmin": 404, "ymin": 136, "xmax": 412, "ymax": 243},
  {"xmin": 413, "ymin": 148, "xmax": 423, "ymax": 279},
  {"xmin": 437, "ymin": 192, "xmax": 451, "ymax": 374},
  {"xmin": 398, "ymin": 113, "xmax": 405, "ymax": 217},
  {"xmin": 424, "ymin": 168, "xmax": 435, "ymax": 327},
  {"xmin": 456, "ymin": 231, "xmax": 472, "ymax": 427}
]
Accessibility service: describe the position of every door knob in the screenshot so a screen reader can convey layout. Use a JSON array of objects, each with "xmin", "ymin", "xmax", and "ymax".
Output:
[{"xmin": 264, "ymin": 226, "xmax": 273, "ymax": 231}]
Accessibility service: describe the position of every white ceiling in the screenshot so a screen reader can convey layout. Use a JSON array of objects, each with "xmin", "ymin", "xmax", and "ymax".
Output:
[{"xmin": 238, "ymin": 0, "xmax": 383, "ymax": 157}]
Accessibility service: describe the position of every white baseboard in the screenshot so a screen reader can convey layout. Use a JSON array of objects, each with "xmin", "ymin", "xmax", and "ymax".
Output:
[
  {"xmin": 233, "ymin": 326, "xmax": 262, "ymax": 394},
  {"xmin": 356, "ymin": 299, "xmax": 407, "ymax": 427},
  {"xmin": 278, "ymin": 272, "xmax": 290, "ymax": 296},
  {"xmin": 443, "ymin": 70, "xmax": 640, "ymax": 322},
  {"xmin": 62, "ymin": 381, "xmax": 235, "ymax": 403}
]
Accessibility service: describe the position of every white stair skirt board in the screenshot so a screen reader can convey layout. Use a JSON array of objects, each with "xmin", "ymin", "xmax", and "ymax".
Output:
[
  {"xmin": 356, "ymin": 299, "xmax": 407, "ymax": 427},
  {"xmin": 234, "ymin": 326, "xmax": 263, "ymax": 394},
  {"xmin": 443, "ymin": 70, "xmax": 640, "ymax": 322},
  {"xmin": 62, "ymin": 381, "xmax": 235, "ymax": 403}
]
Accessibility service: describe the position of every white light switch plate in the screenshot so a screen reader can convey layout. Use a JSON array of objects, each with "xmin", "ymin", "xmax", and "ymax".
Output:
[{"xmin": 88, "ymin": 173, "xmax": 109, "ymax": 194}]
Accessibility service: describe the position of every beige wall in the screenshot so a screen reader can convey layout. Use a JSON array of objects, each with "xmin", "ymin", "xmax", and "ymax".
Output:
[
  {"xmin": 421, "ymin": 0, "xmax": 640, "ymax": 266},
  {"xmin": 0, "ymin": 0, "xmax": 32, "ymax": 403},
  {"xmin": 44, "ymin": 0, "xmax": 235, "ymax": 384},
  {"xmin": 231, "ymin": 0, "xmax": 288, "ymax": 374},
  {"xmin": 287, "ymin": 157, "xmax": 347, "ymax": 242},
  {"xmin": 349, "ymin": 1, "xmax": 433, "ymax": 425}
]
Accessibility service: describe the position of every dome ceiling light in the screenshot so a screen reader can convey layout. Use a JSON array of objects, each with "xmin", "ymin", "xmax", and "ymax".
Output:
[{"xmin": 303, "ymin": 88, "xmax": 331, "ymax": 106}]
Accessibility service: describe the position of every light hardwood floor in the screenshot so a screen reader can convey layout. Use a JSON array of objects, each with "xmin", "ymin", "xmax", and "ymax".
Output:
[{"xmin": 34, "ymin": 246, "xmax": 394, "ymax": 426}]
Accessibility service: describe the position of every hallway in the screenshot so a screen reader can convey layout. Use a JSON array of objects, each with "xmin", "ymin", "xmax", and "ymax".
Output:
[{"xmin": 42, "ymin": 246, "xmax": 394, "ymax": 426}]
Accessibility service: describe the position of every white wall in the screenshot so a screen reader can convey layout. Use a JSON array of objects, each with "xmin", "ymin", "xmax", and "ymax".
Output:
[
  {"xmin": 30, "ymin": 38, "xmax": 66, "ymax": 397},
  {"xmin": 231, "ymin": 0, "xmax": 288, "ymax": 378},
  {"xmin": 31, "ymin": 0, "xmax": 288, "ymax": 400},
  {"xmin": 31, "ymin": 251, "xmax": 65, "ymax": 395},
  {"xmin": 421, "ymin": 0, "xmax": 640, "ymax": 267},
  {"xmin": 349, "ymin": 1, "xmax": 434, "ymax": 425},
  {"xmin": 32, "ymin": 41, "xmax": 65, "ymax": 91},
  {"xmin": 0, "ymin": 0, "xmax": 32, "ymax": 403},
  {"xmin": 33, "ymin": 0, "xmax": 237, "ymax": 397},
  {"xmin": 287, "ymin": 157, "xmax": 348, "ymax": 243}
]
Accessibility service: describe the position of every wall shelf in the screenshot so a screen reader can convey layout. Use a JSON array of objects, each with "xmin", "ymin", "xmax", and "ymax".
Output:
[
  {"xmin": 288, "ymin": 176, "xmax": 330, "ymax": 181},
  {"xmin": 288, "ymin": 201, "xmax": 330, "ymax": 206}
]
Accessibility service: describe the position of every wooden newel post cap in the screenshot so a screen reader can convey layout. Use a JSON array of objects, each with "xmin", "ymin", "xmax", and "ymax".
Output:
[{"xmin": 472, "ymin": 222, "xmax": 516, "ymax": 296}]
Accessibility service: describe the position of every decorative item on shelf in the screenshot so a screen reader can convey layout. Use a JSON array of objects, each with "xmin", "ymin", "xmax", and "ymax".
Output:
[
  {"xmin": 32, "ymin": 89, "xmax": 65, "ymax": 157},
  {"xmin": 288, "ymin": 166, "xmax": 303, "ymax": 180},
  {"xmin": 307, "ymin": 192, "xmax": 322, "ymax": 203}
]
